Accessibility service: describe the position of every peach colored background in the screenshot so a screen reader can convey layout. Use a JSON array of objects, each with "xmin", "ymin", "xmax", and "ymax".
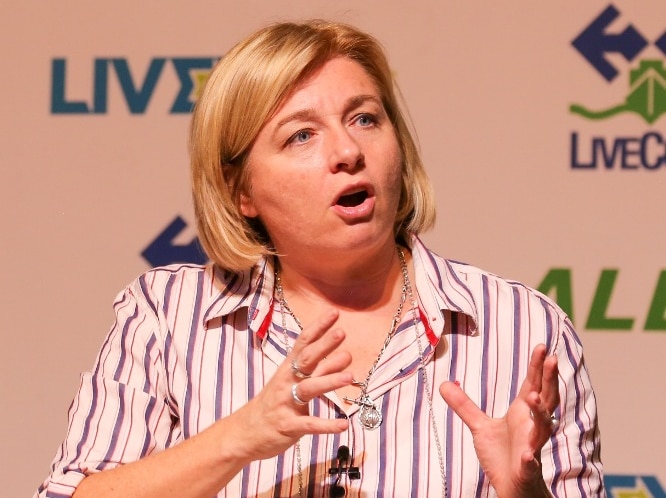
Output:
[{"xmin": 2, "ymin": 1, "xmax": 664, "ymax": 496}]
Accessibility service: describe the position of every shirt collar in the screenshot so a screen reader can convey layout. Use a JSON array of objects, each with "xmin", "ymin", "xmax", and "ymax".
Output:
[
  {"xmin": 201, "ymin": 257, "xmax": 275, "ymax": 336},
  {"xmin": 409, "ymin": 234, "xmax": 479, "ymax": 337},
  {"xmin": 199, "ymin": 235, "xmax": 479, "ymax": 340}
]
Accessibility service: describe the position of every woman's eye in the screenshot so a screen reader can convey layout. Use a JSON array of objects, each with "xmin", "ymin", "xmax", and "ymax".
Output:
[
  {"xmin": 356, "ymin": 114, "xmax": 376, "ymax": 127},
  {"xmin": 289, "ymin": 130, "xmax": 312, "ymax": 144}
]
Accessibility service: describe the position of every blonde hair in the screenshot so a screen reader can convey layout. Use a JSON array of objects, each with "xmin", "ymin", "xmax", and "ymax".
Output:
[{"xmin": 190, "ymin": 19, "xmax": 436, "ymax": 272}]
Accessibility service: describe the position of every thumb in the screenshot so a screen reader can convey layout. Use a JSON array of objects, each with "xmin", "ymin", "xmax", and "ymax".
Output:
[{"xmin": 440, "ymin": 381, "xmax": 486, "ymax": 431}]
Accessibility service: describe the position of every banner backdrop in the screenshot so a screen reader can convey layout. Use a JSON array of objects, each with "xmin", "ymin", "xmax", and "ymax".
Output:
[{"xmin": 2, "ymin": 1, "xmax": 664, "ymax": 496}]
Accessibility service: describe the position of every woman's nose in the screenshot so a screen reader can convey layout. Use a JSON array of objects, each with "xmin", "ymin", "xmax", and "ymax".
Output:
[{"xmin": 328, "ymin": 127, "xmax": 364, "ymax": 172}]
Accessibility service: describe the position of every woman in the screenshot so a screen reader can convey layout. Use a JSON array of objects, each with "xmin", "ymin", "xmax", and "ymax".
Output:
[{"xmin": 37, "ymin": 20, "xmax": 603, "ymax": 498}]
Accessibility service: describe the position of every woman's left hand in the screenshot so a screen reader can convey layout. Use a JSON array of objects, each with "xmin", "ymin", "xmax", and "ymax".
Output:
[{"xmin": 439, "ymin": 344, "xmax": 559, "ymax": 498}]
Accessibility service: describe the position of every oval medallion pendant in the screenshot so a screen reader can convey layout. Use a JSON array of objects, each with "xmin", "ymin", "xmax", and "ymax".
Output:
[{"xmin": 359, "ymin": 404, "xmax": 382, "ymax": 430}]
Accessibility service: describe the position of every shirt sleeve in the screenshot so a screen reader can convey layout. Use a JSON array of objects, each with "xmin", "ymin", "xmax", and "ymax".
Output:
[
  {"xmin": 543, "ymin": 314, "xmax": 605, "ymax": 497},
  {"xmin": 35, "ymin": 278, "xmax": 176, "ymax": 498}
]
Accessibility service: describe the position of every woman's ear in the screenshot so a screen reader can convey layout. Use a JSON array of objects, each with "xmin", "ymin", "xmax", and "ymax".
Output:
[
  {"xmin": 224, "ymin": 161, "xmax": 258, "ymax": 218},
  {"xmin": 239, "ymin": 191, "xmax": 258, "ymax": 218}
]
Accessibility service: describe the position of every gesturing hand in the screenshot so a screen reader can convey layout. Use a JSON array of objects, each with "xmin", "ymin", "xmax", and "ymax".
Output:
[
  {"xmin": 228, "ymin": 309, "xmax": 353, "ymax": 463},
  {"xmin": 439, "ymin": 344, "xmax": 559, "ymax": 498}
]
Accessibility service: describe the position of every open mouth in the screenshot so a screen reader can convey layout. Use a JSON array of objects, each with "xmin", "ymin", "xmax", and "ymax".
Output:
[{"xmin": 336, "ymin": 190, "xmax": 369, "ymax": 207}]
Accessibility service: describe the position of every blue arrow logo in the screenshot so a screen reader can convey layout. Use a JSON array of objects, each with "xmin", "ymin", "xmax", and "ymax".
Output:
[
  {"xmin": 572, "ymin": 4, "xmax": 648, "ymax": 81},
  {"xmin": 142, "ymin": 216, "xmax": 208, "ymax": 267},
  {"xmin": 656, "ymin": 30, "xmax": 666, "ymax": 56}
]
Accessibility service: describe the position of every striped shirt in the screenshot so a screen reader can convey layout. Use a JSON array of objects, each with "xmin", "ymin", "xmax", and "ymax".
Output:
[{"xmin": 36, "ymin": 235, "xmax": 604, "ymax": 497}]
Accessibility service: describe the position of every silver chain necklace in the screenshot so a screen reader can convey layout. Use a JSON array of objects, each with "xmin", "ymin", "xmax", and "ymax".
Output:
[
  {"xmin": 275, "ymin": 278, "xmax": 305, "ymax": 498},
  {"xmin": 274, "ymin": 247, "xmax": 447, "ymax": 498},
  {"xmin": 276, "ymin": 250, "xmax": 408, "ymax": 431},
  {"xmin": 341, "ymin": 251, "xmax": 409, "ymax": 430},
  {"xmin": 401, "ymin": 251, "xmax": 448, "ymax": 498}
]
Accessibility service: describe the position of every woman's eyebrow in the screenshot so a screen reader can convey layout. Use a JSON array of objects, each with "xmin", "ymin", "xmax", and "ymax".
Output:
[
  {"xmin": 272, "ymin": 94, "xmax": 383, "ymax": 138},
  {"xmin": 276, "ymin": 108, "xmax": 317, "ymax": 129},
  {"xmin": 343, "ymin": 94, "xmax": 382, "ymax": 115}
]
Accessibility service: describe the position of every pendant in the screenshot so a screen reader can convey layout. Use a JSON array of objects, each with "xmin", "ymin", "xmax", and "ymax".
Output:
[{"xmin": 357, "ymin": 394, "xmax": 382, "ymax": 430}]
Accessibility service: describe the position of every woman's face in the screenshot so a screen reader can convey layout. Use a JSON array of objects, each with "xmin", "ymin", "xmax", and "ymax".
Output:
[{"xmin": 241, "ymin": 57, "xmax": 402, "ymax": 259}]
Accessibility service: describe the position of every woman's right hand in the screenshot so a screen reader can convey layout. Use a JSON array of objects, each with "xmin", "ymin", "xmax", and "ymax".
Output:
[{"xmin": 224, "ymin": 308, "xmax": 353, "ymax": 463}]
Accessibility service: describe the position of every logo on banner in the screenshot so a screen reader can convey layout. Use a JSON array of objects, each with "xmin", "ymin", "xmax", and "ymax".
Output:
[
  {"xmin": 605, "ymin": 474, "xmax": 666, "ymax": 498},
  {"xmin": 571, "ymin": 60, "xmax": 666, "ymax": 124},
  {"xmin": 569, "ymin": 4, "xmax": 666, "ymax": 170},
  {"xmin": 537, "ymin": 268, "xmax": 666, "ymax": 331},
  {"xmin": 142, "ymin": 216, "xmax": 207, "ymax": 267},
  {"xmin": 51, "ymin": 57, "xmax": 218, "ymax": 114}
]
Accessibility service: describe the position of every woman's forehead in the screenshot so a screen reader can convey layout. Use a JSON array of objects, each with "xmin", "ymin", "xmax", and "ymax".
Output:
[{"xmin": 270, "ymin": 57, "xmax": 382, "ymax": 119}]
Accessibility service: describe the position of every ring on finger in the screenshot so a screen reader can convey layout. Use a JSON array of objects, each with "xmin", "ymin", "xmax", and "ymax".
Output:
[
  {"xmin": 291, "ymin": 359, "xmax": 311, "ymax": 379},
  {"xmin": 291, "ymin": 383, "xmax": 308, "ymax": 406}
]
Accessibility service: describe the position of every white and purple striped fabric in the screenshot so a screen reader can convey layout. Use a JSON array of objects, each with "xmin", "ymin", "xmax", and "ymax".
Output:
[{"xmin": 37, "ymin": 235, "xmax": 604, "ymax": 497}]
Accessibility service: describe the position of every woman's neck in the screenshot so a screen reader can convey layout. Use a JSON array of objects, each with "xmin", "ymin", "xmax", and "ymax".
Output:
[{"xmin": 274, "ymin": 240, "xmax": 404, "ymax": 311}]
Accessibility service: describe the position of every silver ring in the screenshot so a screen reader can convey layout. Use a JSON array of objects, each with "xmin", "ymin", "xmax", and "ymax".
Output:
[
  {"xmin": 291, "ymin": 383, "xmax": 308, "ymax": 406},
  {"xmin": 291, "ymin": 359, "xmax": 311, "ymax": 379}
]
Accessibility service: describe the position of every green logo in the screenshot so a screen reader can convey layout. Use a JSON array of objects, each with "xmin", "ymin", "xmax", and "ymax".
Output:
[{"xmin": 571, "ymin": 59, "xmax": 666, "ymax": 124}]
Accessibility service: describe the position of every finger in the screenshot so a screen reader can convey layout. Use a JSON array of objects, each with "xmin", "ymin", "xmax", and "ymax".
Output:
[
  {"xmin": 274, "ymin": 408, "xmax": 350, "ymax": 439},
  {"xmin": 520, "ymin": 449, "xmax": 542, "ymax": 481},
  {"xmin": 526, "ymin": 393, "xmax": 556, "ymax": 447},
  {"xmin": 291, "ymin": 309, "xmax": 340, "ymax": 355},
  {"xmin": 295, "ymin": 414, "xmax": 350, "ymax": 436},
  {"xmin": 540, "ymin": 355, "xmax": 560, "ymax": 414},
  {"xmin": 293, "ymin": 372, "xmax": 353, "ymax": 405},
  {"xmin": 296, "ymin": 327, "xmax": 347, "ymax": 377},
  {"xmin": 310, "ymin": 350, "xmax": 352, "ymax": 377},
  {"xmin": 439, "ymin": 381, "xmax": 487, "ymax": 432},
  {"xmin": 527, "ymin": 393, "xmax": 550, "ymax": 425},
  {"xmin": 518, "ymin": 344, "xmax": 547, "ymax": 398},
  {"xmin": 287, "ymin": 310, "xmax": 340, "ymax": 377}
]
